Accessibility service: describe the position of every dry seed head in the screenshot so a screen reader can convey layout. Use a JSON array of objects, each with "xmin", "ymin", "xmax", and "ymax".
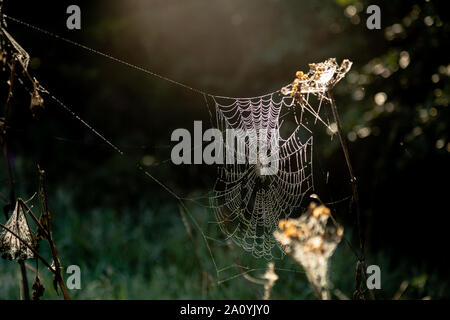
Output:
[
  {"xmin": 296, "ymin": 71, "xmax": 304, "ymax": 78},
  {"xmin": 308, "ymin": 202, "xmax": 317, "ymax": 211},
  {"xmin": 0, "ymin": 200, "xmax": 36, "ymax": 260},
  {"xmin": 282, "ymin": 58, "xmax": 353, "ymax": 103},
  {"xmin": 278, "ymin": 219, "xmax": 288, "ymax": 230},
  {"xmin": 306, "ymin": 236, "xmax": 324, "ymax": 252},
  {"xmin": 280, "ymin": 85, "xmax": 290, "ymax": 95},
  {"xmin": 30, "ymin": 90, "xmax": 44, "ymax": 109},
  {"xmin": 312, "ymin": 205, "xmax": 331, "ymax": 218},
  {"xmin": 274, "ymin": 201, "xmax": 343, "ymax": 300},
  {"xmin": 284, "ymin": 226, "xmax": 298, "ymax": 238},
  {"xmin": 279, "ymin": 219, "xmax": 296, "ymax": 230}
]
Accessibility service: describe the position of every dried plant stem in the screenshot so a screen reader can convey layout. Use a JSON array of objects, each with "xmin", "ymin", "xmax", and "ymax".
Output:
[
  {"xmin": 1, "ymin": 148, "xmax": 30, "ymax": 301},
  {"xmin": 327, "ymin": 91, "xmax": 363, "ymax": 253},
  {"xmin": 329, "ymin": 214, "xmax": 361, "ymax": 260},
  {"xmin": 0, "ymin": 52, "xmax": 70, "ymax": 299},
  {"xmin": 18, "ymin": 260, "xmax": 30, "ymax": 300},
  {"xmin": 37, "ymin": 169, "xmax": 71, "ymax": 300},
  {"xmin": 305, "ymin": 270, "xmax": 323, "ymax": 300},
  {"xmin": 261, "ymin": 263, "xmax": 278, "ymax": 300},
  {"xmin": 327, "ymin": 91, "xmax": 374, "ymax": 300},
  {"xmin": 49, "ymin": 239, "xmax": 71, "ymax": 300}
]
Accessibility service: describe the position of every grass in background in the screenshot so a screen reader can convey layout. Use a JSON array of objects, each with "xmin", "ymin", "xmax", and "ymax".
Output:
[{"xmin": 0, "ymin": 188, "xmax": 448, "ymax": 299}]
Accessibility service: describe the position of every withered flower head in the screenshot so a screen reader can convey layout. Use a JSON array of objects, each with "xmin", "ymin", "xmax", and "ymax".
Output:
[
  {"xmin": 30, "ymin": 82, "xmax": 45, "ymax": 118},
  {"xmin": 0, "ymin": 200, "xmax": 36, "ymax": 260},
  {"xmin": 274, "ymin": 203, "xmax": 343, "ymax": 299},
  {"xmin": 32, "ymin": 275, "xmax": 45, "ymax": 300},
  {"xmin": 281, "ymin": 58, "xmax": 353, "ymax": 103}
]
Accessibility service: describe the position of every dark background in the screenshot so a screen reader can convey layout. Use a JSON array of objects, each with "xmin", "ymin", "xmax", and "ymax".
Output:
[{"xmin": 0, "ymin": 0, "xmax": 448, "ymax": 299}]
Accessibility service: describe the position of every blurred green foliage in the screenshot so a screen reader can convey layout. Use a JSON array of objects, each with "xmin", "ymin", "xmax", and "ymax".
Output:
[{"xmin": 0, "ymin": 190, "xmax": 447, "ymax": 299}]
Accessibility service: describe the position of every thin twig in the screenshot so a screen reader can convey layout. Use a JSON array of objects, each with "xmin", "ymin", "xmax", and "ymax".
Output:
[
  {"xmin": 327, "ymin": 91, "xmax": 364, "ymax": 253},
  {"xmin": 327, "ymin": 91, "xmax": 373, "ymax": 299},
  {"xmin": 329, "ymin": 214, "xmax": 361, "ymax": 260},
  {"xmin": 20, "ymin": 199, "xmax": 50, "ymax": 238},
  {"xmin": 18, "ymin": 260, "xmax": 30, "ymax": 300},
  {"xmin": 37, "ymin": 167, "xmax": 71, "ymax": 300},
  {"xmin": 305, "ymin": 270, "xmax": 324, "ymax": 300}
]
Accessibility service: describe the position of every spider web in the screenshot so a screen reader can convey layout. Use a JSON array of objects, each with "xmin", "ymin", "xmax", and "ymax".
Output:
[
  {"xmin": 209, "ymin": 94, "xmax": 313, "ymax": 260},
  {"xmin": 206, "ymin": 59, "xmax": 352, "ymax": 261}
]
